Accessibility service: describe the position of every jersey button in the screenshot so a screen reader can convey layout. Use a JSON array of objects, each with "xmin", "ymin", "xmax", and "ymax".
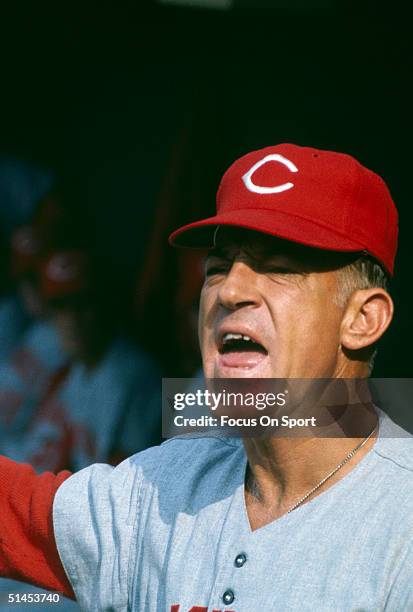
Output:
[
  {"xmin": 234, "ymin": 552, "xmax": 247, "ymax": 568},
  {"xmin": 222, "ymin": 589, "xmax": 235, "ymax": 605}
]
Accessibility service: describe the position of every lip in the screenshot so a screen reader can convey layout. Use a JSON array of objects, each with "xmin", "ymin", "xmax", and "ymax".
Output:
[
  {"xmin": 214, "ymin": 322, "xmax": 269, "ymax": 377},
  {"xmin": 218, "ymin": 351, "xmax": 267, "ymax": 369}
]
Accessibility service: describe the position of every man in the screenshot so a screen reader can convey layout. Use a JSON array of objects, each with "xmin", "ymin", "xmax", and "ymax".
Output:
[
  {"xmin": 3, "ymin": 249, "xmax": 161, "ymax": 472},
  {"xmin": 1, "ymin": 143, "xmax": 412, "ymax": 611},
  {"xmin": 0, "ymin": 225, "xmax": 68, "ymax": 445}
]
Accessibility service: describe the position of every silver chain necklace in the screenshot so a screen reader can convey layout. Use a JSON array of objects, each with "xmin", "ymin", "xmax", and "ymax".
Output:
[{"xmin": 286, "ymin": 424, "xmax": 377, "ymax": 514}]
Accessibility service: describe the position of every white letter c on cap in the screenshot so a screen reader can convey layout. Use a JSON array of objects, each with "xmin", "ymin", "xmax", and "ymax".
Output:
[{"xmin": 242, "ymin": 154, "xmax": 298, "ymax": 195}]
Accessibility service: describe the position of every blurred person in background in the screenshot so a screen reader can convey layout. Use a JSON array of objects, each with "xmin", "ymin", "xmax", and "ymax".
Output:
[
  {"xmin": 0, "ymin": 207, "xmax": 160, "ymax": 612},
  {"xmin": 0, "ymin": 227, "xmax": 29, "ymax": 362},
  {"xmin": 0, "ymin": 222, "xmax": 69, "ymax": 445},
  {"xmin": 0, "ymin": 170, "xmax": 78, "ymax": 611},
  {"xmin": 3, "ymin": 249, "xmax": 162, "ymax": 473},
  {"xmin": 10, "ymin": 192, "xmax": 68, "ymax": 321},
  {"xmin": 0, "ymin": 158, "xmax": 54, "ymax": 362}
]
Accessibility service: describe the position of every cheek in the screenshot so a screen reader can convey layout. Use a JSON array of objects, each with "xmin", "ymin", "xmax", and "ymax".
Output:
[
  {"xmin": 276, "ymin": 291, "xmax": 341, "ymax": 345},
  {"xmin": 298, "ymin": 297, "xmax": 342, "ymax": 355}
]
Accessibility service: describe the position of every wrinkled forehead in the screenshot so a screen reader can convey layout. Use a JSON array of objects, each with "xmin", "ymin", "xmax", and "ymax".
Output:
[{"xmin": 209, "ymin": 226, "xmax": 358, "ymax": 271}]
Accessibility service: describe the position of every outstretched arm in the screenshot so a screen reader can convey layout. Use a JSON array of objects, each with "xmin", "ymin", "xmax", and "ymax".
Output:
[{"xmin": 0, "ymin": 456, "xmax": 74, "ymax": 599}]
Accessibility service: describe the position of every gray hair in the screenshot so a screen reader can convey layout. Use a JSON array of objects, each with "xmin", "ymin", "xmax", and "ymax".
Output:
[{"xmin": 335, "ymin": 256, "xmax": 388, "ymax": 307}]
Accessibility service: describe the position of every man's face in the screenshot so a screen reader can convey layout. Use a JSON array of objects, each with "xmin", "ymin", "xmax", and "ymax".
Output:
[{"xmin": 199, "ymin": 228, "xmax": 348, "ymax": 379}]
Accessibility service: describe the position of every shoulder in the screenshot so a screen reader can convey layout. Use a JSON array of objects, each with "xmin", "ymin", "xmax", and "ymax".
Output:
[
  {"xmin": 52, "ymin": 436, "xmax": 242, "ymax": 609},
  {"xmin": 54, "ymin": 435, "xmax": 242, "ymax": 521},
  {"xmin": 152, "ymin": 433, "xmax": 242, "ymax": 468},
  {"xmin": 367, "ymin": 410, "xmax": 413, "ymax": 518},
  {"xmin": 374, "ymin": 409, "xmax": 413, "ymax": 473},
  {"xmin": 53, "ymin": 432, "xmax": 241, "ymax": 498},
  {"xmin": 131, "ymin": 434, "xmax": 243, "ymax": 491}
]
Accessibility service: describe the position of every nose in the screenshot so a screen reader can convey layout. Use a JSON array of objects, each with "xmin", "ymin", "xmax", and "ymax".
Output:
[{"xmin": 218, "ymin": 261, "xmax": 261, "ymax": 311}]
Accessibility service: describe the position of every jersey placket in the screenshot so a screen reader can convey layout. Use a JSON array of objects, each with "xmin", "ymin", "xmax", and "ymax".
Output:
[{"xmin": 204, "ymin": 479, "xmax": 253, "ymax": 611}]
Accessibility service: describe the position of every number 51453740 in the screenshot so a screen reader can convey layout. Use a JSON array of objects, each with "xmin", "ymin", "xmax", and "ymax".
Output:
[{"xmin": 7, "ymin": 593, "xmax": 60, "ymax": 604}]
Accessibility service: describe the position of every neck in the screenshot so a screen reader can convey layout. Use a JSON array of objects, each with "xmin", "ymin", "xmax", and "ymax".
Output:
[{"xmin": 242, "ymin": 402, "xmax": 378, "ymax": 529}]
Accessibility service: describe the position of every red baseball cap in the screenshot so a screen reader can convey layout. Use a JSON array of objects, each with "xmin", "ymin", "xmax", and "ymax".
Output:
[{"xmin": 169, "ymin": 144, "xmax": 398, "ymax": 276}]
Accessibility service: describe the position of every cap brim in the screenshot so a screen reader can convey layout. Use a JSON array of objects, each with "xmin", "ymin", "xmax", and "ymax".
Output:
[{"xmin": 169, "ymin": 208, "xmax": 367, "ymax": 255}]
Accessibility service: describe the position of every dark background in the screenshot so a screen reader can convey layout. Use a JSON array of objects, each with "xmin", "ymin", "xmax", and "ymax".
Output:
[{"xmin": 0, "ymin": 0, "xmax": 411, "ymax": 376}]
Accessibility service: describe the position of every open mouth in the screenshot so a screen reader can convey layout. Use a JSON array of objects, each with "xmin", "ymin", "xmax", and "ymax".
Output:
[
  {"xmin": 216, "ymin": 332, "xmax": 269, "ymax": 372},
  {"xmin": 219, "ymin": 332, "xmax": 268, "ymax": 356}
]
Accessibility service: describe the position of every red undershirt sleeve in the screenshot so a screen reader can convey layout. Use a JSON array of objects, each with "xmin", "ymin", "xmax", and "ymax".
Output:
[{"xmin": 0, "ymin": 455, "xmax": 75, "ymax": 599}]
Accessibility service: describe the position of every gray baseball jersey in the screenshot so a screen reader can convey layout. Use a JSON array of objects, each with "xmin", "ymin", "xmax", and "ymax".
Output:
[{"xmin": 53, "ymin": 409, "xmax": 413, "ymax": 611}]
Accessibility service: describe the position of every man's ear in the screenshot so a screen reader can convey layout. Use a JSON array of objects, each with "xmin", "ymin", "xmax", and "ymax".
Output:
[{"xmin": 340, "ymin": 288, "xmax": 394, "ymax": 351}]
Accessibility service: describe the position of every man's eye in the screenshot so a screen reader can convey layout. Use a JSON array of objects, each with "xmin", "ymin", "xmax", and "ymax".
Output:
[
  {"xmin": 266, "ymin": 266, "xmax": 294, "ymax": 274},
  {"xmin": 205, "ymin": 265, "xmax": 228, "ymax": 276}
]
